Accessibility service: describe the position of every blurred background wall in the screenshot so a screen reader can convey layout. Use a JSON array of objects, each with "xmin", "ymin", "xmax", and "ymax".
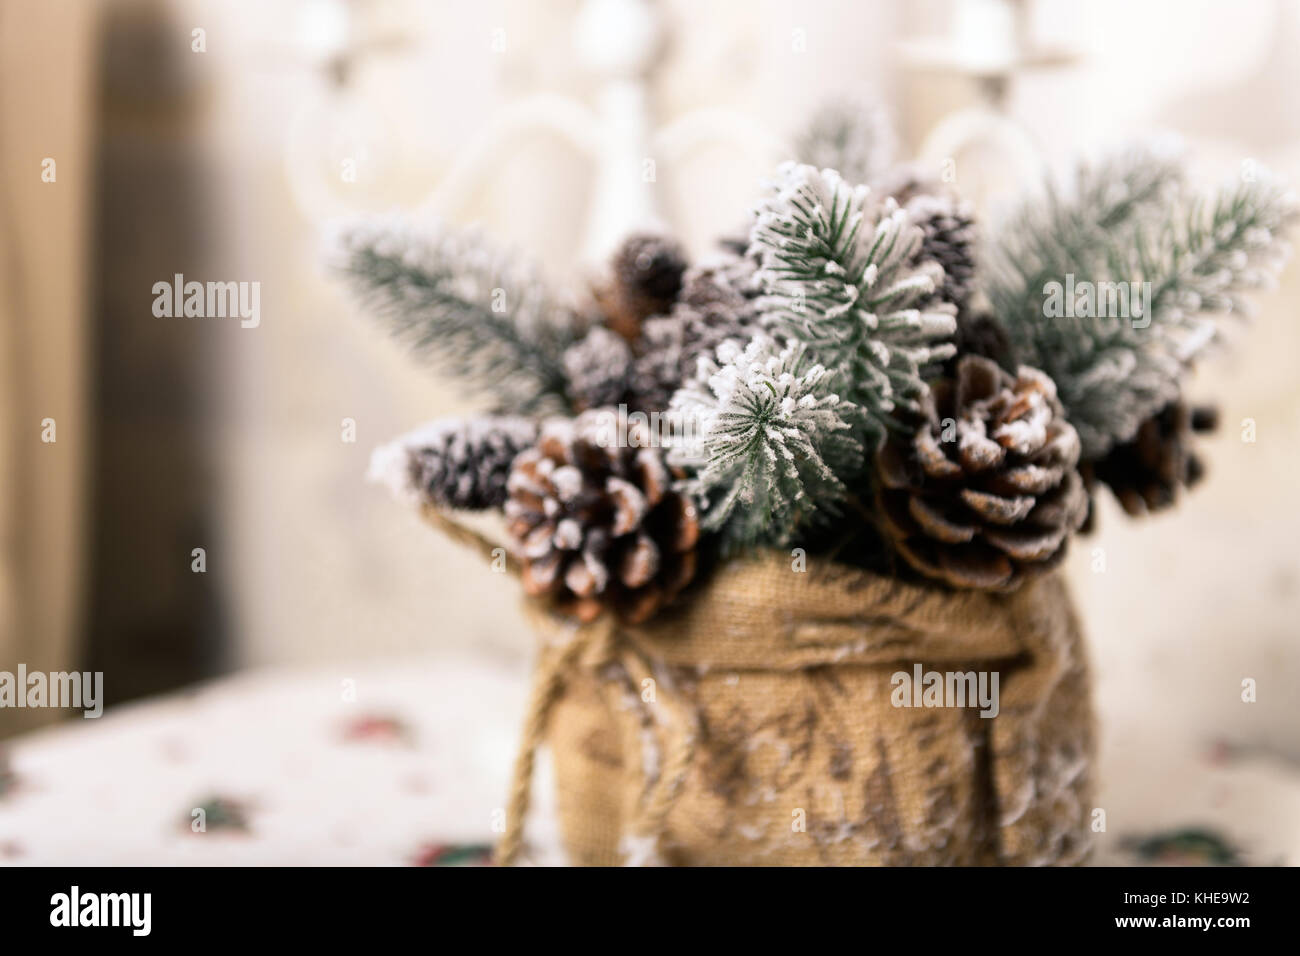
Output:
[
  {"xmin": 0, "ymin": 0, "xmax": 95, "ymax": 735},
  {"xmin": 1, "ymin": 0, "xmax": 1298, "ymax": 792}
]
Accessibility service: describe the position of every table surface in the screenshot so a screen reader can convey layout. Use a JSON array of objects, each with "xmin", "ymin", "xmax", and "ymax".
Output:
[
  {"xmin": 1, "ymin": 655, "xmax": 1294, "ymax": 866},
  {"xmin": 0, "ymin": 656, "xmax": 564, "ymax": 866}
]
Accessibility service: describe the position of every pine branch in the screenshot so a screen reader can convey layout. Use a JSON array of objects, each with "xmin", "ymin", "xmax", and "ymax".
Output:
[
  {"xmin": 794, "ymin": 99, "xmax": 897, "ymax": 188},
  {"xmin": 372, "ymin": 416, "xmax": 539, "ymax": 511},
  {"xmin": 986, "ymin": 154, "xmax": 1297, "ymax": 458},
  {"xmin": 667, "ymin": 334, "xmax": 864, "ymax": 549},
  {"xmin": 985, "ymin": 145, "xmax": 1186, "ymax": 329},
  {"xmin": 748, "ymin": 162, "xmax": 957, "ymax": 445},
  {"xmin": 332, "ymin": 216, "xmax": 577, "ymax": 414},
  {"xmin": 1146, "ymin": 176, "xmax": 1297, "ymax": 326}
]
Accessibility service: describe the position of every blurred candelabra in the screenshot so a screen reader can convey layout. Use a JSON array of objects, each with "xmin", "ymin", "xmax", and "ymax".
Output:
[
  {"xmin": 417, "ymin": 0, "xmax": 779, "ymax": 264},
  {"xmin": 285, "ymin": 0, "xmax": 780, "ymax": 264},
  {"xmin": 900, "ymin": 0, "xmax": 1080, "ymax": 211}
]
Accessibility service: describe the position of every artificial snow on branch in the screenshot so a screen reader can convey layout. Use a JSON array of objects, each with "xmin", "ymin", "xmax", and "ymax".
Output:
[
  {"xmin": 794, "ymin": 99, "xmax": 897, "ymax": 191},
  {"xmin": 349, "ymin": 115, "xmax": 1300, "ymax": 610},
  {"xmin": 748, "ymin": 162, "xmax": 957, "ymax": 443},
  {"xmin": 668, "ymin": 334, "xmax": 863, "ymax": 549},
  {"xmin": 985, "ymin": 148, "xmax": 1182, "ymax": 325},
  {"xmin": 369, "ymin": 416, "xmax": 539, "ymax": 512},
  {"xmin": 1145, "ymin": 175, "xmax": 1297, "ymax": 334},
  {"xmin": 986, "ymin": 152, "xmax": 1298, "ymax": 457},
  {"xmin": 332, "ymin": 216, "xmax": 577, "ymax": 413}
]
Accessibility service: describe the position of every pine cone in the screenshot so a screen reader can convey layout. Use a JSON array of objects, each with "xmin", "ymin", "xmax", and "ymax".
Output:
[
  {"xmin": 408, "ymin": 417, "xmax": 538, "ymax": 510},
  {"xmin": 909, "ymin": 193, "xmax": 977, "ymax": 314},
  {"xmin": 505, "ymin": 413, "xmax": 700, "ymax": 623},
  {"xmin": 872, "ymin": 164, "xmax": 977, "ymax": 315},
  {"xmin": 627, "ymin": 316, "xmax": 688, "ymax": 413},
  {"xmin": 564, "ymin": 255, "xmax": 760, "ymax": 415},
  {"xmin": 597, "ymin": 234, "xmax": 687, "ymax": 341},
  {"xmin": 1082, "ymin": 400, "xmax": 1218, "ymax": 521},
  {"xmin": 948, "ymin": 312, "xmax": 1018, "ymax": 374},
  {"xmin": 876, "ymin": 356, "xmax": 1088, "ymax": 591},
  {"xmin": 563, "ymin": 321, "xmax": 683, "ymax": 415},
  {"xmin": 564, "ymin": 327, "xmax": 634, "ymax": 410},
  {"xmin": 668, "ymin": 257, "xmax": 761, "ymax": 382}
]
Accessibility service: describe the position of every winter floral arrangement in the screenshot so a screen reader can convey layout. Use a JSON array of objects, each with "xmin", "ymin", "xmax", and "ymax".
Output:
[{"xmin": 342, "ymin": 104, "xmax": 1297, "ymax": 626}]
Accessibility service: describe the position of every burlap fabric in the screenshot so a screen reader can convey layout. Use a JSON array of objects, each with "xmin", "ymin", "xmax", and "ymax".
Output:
[{"xmin": 503, "ymin": 550, "xmax": 1094, "ymax": 867}]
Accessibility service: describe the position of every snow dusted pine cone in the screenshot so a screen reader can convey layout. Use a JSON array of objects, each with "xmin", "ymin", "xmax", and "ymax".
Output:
[
  {"xmin": 563, "ymin": 255, "xmax": 762, "ymax": 415},
  {"xmin": 562, "ymin": 321, "xmax": 683, "ymax": 415},
  {"xmin": 505, "ymin": 413, "xmax": 700, "ymax": 623},
  {"xmin": 873, "ymin": 162, "xmax": 978, "ymax": 315},
  {"xmin": 563, "ymin": 327, "xmax": 635, "ymax": 410},
  {"xmin": 876, "ymin": 355, "xmax": 1089, "ymax": 591},
  {"xmin": 910, "ymin": 194, "xmax": 977, "ymax": 315},
  {"xmin": 1083, "ymin": 400, "xmax": 1219, "ymax": 521},
  {"xmin": 947, "ymin": 312, "xmax": 1018, "ymax": 375},
  {"xmin": 626, "ymin": 317, "xmax": 690, "ymax": 413},
  {"xmin": 408, "ymin": 417, "xmax": 538, "ymax": 510},
  {"xmin": 668, "ymin": 257, "xmax": 761, "ymax": 382},
  {"xmin": 597, "ymin": 233, "xmax": 688, "ymax": 341}
]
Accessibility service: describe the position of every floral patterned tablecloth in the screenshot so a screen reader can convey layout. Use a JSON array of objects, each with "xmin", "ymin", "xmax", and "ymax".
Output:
[
  {"xmin": 0, "ymin": 656, "xmax": 562, "ymax": 866},
  {"xmin": 0, "ymin": 654, "xmax": 1294, "ymax": 866}
]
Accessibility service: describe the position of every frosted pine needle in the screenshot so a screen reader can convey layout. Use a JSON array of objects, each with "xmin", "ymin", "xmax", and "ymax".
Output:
[
  {"xmin": 331, "ymin": 215, "xmax": 576, "ymax": 413},
  {"xmin": 748, "ymin": 162, "xmax": 957, "ymax": 445},
  {"xmin": 986, "ymin": 151, "xmax": 1298, "ymax": 457},
  {"xmin": 668, "ymin": 334, "xmax": 863, "ymax": 548}
]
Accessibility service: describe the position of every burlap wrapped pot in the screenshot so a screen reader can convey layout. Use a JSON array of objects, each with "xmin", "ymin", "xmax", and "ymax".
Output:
[{"xmin": 423, "ymin": 507, "xmax": 1095, "ymax": 867}]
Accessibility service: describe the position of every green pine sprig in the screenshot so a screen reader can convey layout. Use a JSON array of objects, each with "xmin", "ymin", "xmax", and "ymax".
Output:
[
  {"xmin": 794, "ymin": 99, "xmax": 897, "ymax": 189},
  {"xmin": 986, "ymin": 151, "xmax": 1297, "ymax": 457},
  {"xmin": 332, "ymin": 216, "xmax": 577, "ymax": 414},
  {"xmin": 668, "ymin": 334, "xmax": 864, "ymax": 549},
  {"xmin": 748, "ymin": 162, "xmax": 957, "ymax": 446}
]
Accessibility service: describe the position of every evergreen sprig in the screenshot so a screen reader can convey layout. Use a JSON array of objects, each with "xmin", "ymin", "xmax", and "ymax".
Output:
[
  {"xmin": 748, "ymin": 162, "xmax": 957, "ymax": 445},
  {"xmin": 987, "ymin": 152, "xmax": 1297, "ymax": 457},
  {"xmin": 984, "ymin": 146, "xmax": 1184, "ymax": 339},
  {"xmin": 333, "ymin": 216, "xmax": 576, "ymax": 413},
  {"xmin": 668, "ymin": 334, "xmax": 863, "ymax": 549},
  {"xmin": 794, "ymin": 99, "xmax": 897, "ymax": 189}
]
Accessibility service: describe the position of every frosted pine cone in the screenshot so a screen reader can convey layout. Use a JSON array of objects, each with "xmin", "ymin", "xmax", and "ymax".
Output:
[
  {"xmin": 1082, "ymin": 399, "xmax": 1218, "ymax": 523},
  {"xmin": 563, "ymin": 321, "xmax": 683, "ymax": 415},
  {"xmin": 407, "ymin": 417, "xmax": 538, "ymax": 511},
  {"xmin": 505, "ymin": 413, "xmax": 700, "ymax": 623},
  {"xmin": 566, "ymin": 250, "xmax": 759, "ymax": 414},
  {"xmin": 876, "ymin": 356, "xmax": 1088, "ymax": 591},
  {"xmin": 873, "ymin": 164, "xmax": 978, "ymax": 314},
  {"xmin": 564, "ymin": 327, "xmax": 634, "ymax": 410},
  {"xmin": 948, "ymin": 312, "xmax": 1018, "ymax": 374},
  {"xmin": 626, "ymin": 316, "xmax": 689, "ymax": 413},
  {"xmin": 597, "ymin": 233, "xmax": 687, "ymax": 341},
  {"xmin": 910, "ymin": 194, "xmax": 977, "ymax": 314},
  {"xmin": 669, "ymin": 258, "xmax": 761, "ymax": 382}
]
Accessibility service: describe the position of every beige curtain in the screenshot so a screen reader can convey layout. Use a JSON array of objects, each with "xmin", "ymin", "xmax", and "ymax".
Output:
[{"xmin": 0, "ymin": 0, "xmax": 95, "ymax": 737}]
